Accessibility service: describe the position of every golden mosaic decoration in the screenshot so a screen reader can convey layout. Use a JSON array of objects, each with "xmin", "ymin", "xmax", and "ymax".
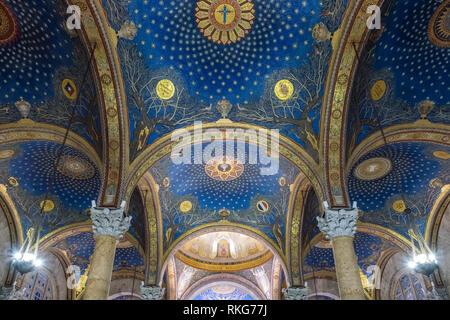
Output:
[
  {"xmin": 392, "ymin": 200, "xmax": 406, "ymax": 213},
  {"xmin": 428, "ymin": 0, "xmax": 450, "ymax": 47},
  {"xmin": 274, "ymin": 79, "xmax": 294, "ymax": 101},
  {"xmin": 370, "ymin": 80, "xmax": 387, "ymax": 101},
  {"xmin": 8, "ymin": 177, "xmax": 18, "ymax": 187},
  {"xmin": 195, "ymin": 0, "xmax": 255, "ymax": 45},
  {"xmin": 40, "ymin": 200, "xmax": 55, "ymax": 212},
  {"xmin": 0, "ymin": 1, "xmax": 19, "ymax": 47},
  {"xmin": 205, "ymin": 156, "xmax": 244, "ymax": 181},
  {"xmin": 0, "ymin": 149, "xmax": 14, "ymax": 159},
  {"xmin": 56, "ymin": 155, "xmax": 95, "ymax": 180},
  {"xmin": 180, "ymin": 200, "xmax": 193, "ymax": 213},
  {"xmin": 433, "ymin": 151, "xmax": 450, "ymax": 159},
  {"xmin": 156, "ymin": 79, "xmax": 175, "ymax": 100},
  {"xmin": 354, "ymin": 157, "xmax": 392, "ymax": 181}
]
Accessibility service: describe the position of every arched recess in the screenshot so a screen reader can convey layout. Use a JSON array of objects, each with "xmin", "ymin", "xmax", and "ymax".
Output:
[
  {"xmin": 346, "ymin": 123, "xmax": 450, "ymax": 174},
  {"xmin": 427, "ymin": 190, "xmax": 450, "ymax": 293},
  {"xmin": 136, "ymin": 172, "xmax": 162, "ymax": 286},
  {"xmin": 320, "ymin": 0, "xmax": 385, "ymax": 208},
  {"xmin": 180, "ymin": 274, "xmax": 267, "ymax": 300},
  {"xmin": 124, "ymin": 122, "xmax": 326, "ymax": 205},
  {"xmin": 0, "ymin": 185, "xmax": 23, "ymax": 287},
  {"xmin": 0, "ymin": 122, "xmax": 102, "ymax": 170},
  {"xmin": 287, "ymin": 174, "xmax": 312, "ymax": 286},
  {"xmin": 64, "ymin": 0, "xmax": 130, "ymax": 207},
  {"xmin": 158, "ymin": 224, "xmax": 290, "ymax": 289}
]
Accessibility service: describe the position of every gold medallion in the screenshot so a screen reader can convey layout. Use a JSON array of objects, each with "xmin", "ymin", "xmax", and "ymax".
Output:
[
  {"xmin": 0, "ymin": 149, "xmax": 14, "ymax": 158},
  {"xmin": 274, "ymin": 80, "xmax": 294, "ymax": 101},
  {"xmin": 433, "ymin": 151, "xmax": 450, "ymax": 159},
  {"xmin": 62, "ymin": 79, "xmax": 77, "ymax": 100},
  {"xmin": 393, "ymin": 200, "xmax": 406, "ymax": 212},
  {"xmin": 156, "ymin": 79, "xmax": 175, "ymax": 100},
  {"xmin": 40, "ymin": 200, "xmax": 55, "ymax": 212},
  {"xmin": 180, "ymin": 200, "xmax": 193, "ymax": 213},
  {"xmin": 354, "ymin": 157, "xmax": 392, "ymax": 181},
  {"xmin": 370, "ymin": 80, "xmax": 387, "ymax": 101}
]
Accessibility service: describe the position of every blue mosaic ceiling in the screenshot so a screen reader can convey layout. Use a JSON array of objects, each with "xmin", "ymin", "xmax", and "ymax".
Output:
[
  {"xmin": 347, "ymin": 0, "xmax": 450, "ymax": 150},
  {"xmin": 52, "ymin": 232, "xmax": 144, "ymax": 277},
  {"xmin": 348, "ymin": 142, "xmax": 450, "ymax": 237},
  {"xmin": 0, "ymin": 141, "xmax": 101, "ymax": 236},
  {"xmin": 149, "ymin": 142, "xmax": 299, "ymax": 252},
  {"xmin": 103, "ymin": 0, "xmax": 348, "ymax": 160},
  {"xmin": 0, "ymin": 0, "xmax": 102, "ymax": 152}
]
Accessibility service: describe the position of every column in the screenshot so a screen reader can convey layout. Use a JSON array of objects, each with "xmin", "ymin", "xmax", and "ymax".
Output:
[
  {"xmin": 317, "ymin": 201, "xmax": 366, "ymax": 300},
  {"xmin": 82, "ymin": 201, "xmax": 131, "ymax": 300},
  {"xmin": 140, "ymin": 281, "xmax": 166, "ymax": 300},
  {"xmin": 282, "ymin": 286, "xmax": 308, "ymax": 300}
]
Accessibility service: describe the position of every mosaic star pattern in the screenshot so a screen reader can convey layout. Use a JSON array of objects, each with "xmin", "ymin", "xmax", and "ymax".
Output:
[
  {"xmin": 373, "ymin": 0, "xmax": 449, "ymax": 107},
  {"xmin": 0, "ymin": 0, "xmax": 74, "ymax": 104},
  {"xmin": 118, "ymin": 0, "xmax": 321, "ymax": 104},
  {"xmin": 348, "ymin": 142, "xmax": 443, "ymax": 212},
  {"xmin": 8, "ymin": 141, "xmax": 101, "ymax": 210}
]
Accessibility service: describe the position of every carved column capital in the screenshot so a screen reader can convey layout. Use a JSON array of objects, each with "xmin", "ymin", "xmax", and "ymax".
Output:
[
  {"xmin": 282, "ymin": 286, "xmax": 309, "ymax": 300},
  {"xmin": 140, "ymin": 282, "xmax": 165, "ymax": 300},
  {"xmin": 90, "ymin": 201, "xmax": 131, "ymax": 239},
  {"xmin": 317, "ymin": 201, "xmax": 359, "ymax": 239},
  {"xmin": 0, "ymin": 286, "xmax": 24, "ymax": 300}
]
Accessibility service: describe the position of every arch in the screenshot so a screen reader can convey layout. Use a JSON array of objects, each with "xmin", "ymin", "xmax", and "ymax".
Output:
[
  {"xmin": 308, "ymin": 292, "xmax": 339, "ymax": 300},
  {"xmin": 159, "ymin": 224, "xmax": 290, "ymax": 288},
  {"xmin": 346, "ymin": 123, "xmax": 450, "ymax": 174},
  {"xmin": 0, "ymin": 121, "xmax": 102, "ymax": 170},
  {"xmin": 389, "ymin": 268, "xmax": 428, "ymax": 300},
  {"xmin": 432, "ymin": 192, "xmax": 450, "ymax": 293},
  {"xmin": 180, "ymin": 274, "xmax": 267, "ymax": 300},
  {"xmin": 320, "ymin": 0, "xmax": 385, "ymax": 207},
  {"xmin": 72, "ymin": 0, "xmax": 130, "ymax": 207},
  {"xmin": 124, "ymin": 122, "xmax": 326, "ymax": 205}
]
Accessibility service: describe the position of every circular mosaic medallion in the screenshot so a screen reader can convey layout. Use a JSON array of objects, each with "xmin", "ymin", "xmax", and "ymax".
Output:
[
  {"xmin": 256, "ymin": 200, "xmax": 269, "ymax": 213},
  {"xmin": 370, "ymin": 80, "xmax": 387, "ymax": 101},
  {"xmin": 433, "ymin": 151, "xmax": 450, "ymax": 159},
  {"xmin": 392, "ymin": 200, "xmax": 406, "ymax": 213},
  {"xmin": 162, "ymin": 177, "xmax": 171, "ymax": 187},
  {"xmin": 0, "ymin": 1, "xmax": 19, "ymax": 47},
  {"xmin": 354, "ymin": 157, "xmax": 392, "ymax": 181},
  {"xmin": 0, "ymin": 149, "xmax": 14, "ymax": 158},
  {"xmin": 195, "ymin": 0, "xmax": 255, "ymax": 45},
  {"xmin": 180, "ymin": 200, "xmax": 193, "ymax": 213},
  {"xmin": 274, "ymin": 79, "xmax": 294, "ymax": 101},
  {"xmin": 428, "ymin": 0, "xmax": 450, "ymax": 47},
  {"xmin": 205, "ymin": 156, "xmax": 244, "ymax": 181},
  {"xmin": 278, "ymin": 177, "xmax": 286, "ymax": 186},
  {"xmin": 8, "ymin": 177, "xmax": 18, "ymax": 187},
  {"xmin": 56, "ymin": 155, "xmax": 95, "ymax": 180},
  {"xmin": 61, "ymin": 79, "xmax": 77, "ymax": 100},
  {"xmin": 156, "ymin": 79, "xmax": 175, "ymax": 100},
  {"xmin": 40, "ymin": 200, "xmax": 55, "ymax": 212}
]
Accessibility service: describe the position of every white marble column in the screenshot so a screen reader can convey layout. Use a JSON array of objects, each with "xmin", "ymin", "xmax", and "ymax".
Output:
[
  {"xmin": 83, "ymin": 201, "xmax": 131, "ymax": 300},
  {"xmin": 140, "ymin": 282, "xmax": 165, "ymax": 300},
  {"xmin": 282, "ymin": 286, "xmax": 309, "ymax": 300},
  {"xmin": 317, "ymin": 201, "xmax": 366, "ymax": 300}
]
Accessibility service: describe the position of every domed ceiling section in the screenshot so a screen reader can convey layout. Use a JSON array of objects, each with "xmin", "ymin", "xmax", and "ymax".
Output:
[
  {"xmin": 347, "ymin": 0, "xmax": 450, "ymax": 153},
  {"xmin": 177, "ymin": 231, "xmax": 272, "ymax": 271},
  {"xmin": 0, "ymin": 141, "xmax": 102, "ymax": 237},
  {"xmin": 0, "ymin": 0, "xmax": 102, "ymax": 153},
  {"xmin": 148, "ymin": 142, "xmax": 299, "ymax": 253},
  {"xmin": 348, "ymin": 142, "xmax": 450, "ymax": 238},
  {"xmin": 102, "ymin": 0, "xmax": 348, "ymax": 161}
]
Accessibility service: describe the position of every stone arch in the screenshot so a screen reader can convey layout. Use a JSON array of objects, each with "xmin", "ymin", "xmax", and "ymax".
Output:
[
  {"xmin": 158, "ymin": 224, "xmax": 290, "ymax": 288},
  {"xmin": 180, "ymin": 274, "xmax": 267, "ymax": 300}
]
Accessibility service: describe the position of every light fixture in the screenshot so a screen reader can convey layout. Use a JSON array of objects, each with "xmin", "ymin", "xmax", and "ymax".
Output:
[
  {"xmin": 407, "ymin": 228, "xmax": 438, "ymax": 277},
  {"xmin": 11, "ymin": 227, "xmax": 42, "ymax": 275},
  {"xmin": 14, "ymin": 97, "xmax": 31, "ymax": 119}
]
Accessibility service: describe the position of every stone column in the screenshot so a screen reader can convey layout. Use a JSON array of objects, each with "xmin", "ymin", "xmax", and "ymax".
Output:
[
  {"xmin": 317, "ymin": 201, "xmax": 366, "ymax": 300},
  {"xmin": 140, "ymin": 282, "xmax": 165, "ymax": 300},
  {"xmin": 282, "ymin": 286, "xmax": 308, "ymax": 300},
  {"xmin": 83, "ymin": 201, "xmax": 131, "ymax": 300}
]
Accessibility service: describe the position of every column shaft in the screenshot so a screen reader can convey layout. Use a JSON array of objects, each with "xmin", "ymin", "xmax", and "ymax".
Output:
[
  {"xmin": 83, "ymin": 235, "xmax": 117, "ymax": 300},
  {"xmin": 332, "ymin": 235, "xmax": 366, "ymax": 300}
]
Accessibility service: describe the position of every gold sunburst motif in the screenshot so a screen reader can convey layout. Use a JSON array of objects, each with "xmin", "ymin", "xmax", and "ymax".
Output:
[
  {"xmin": 40, "ymin": 200, "xmax": 55, "ymax": 212},
  {"xmin": 180, "ymin": 200, "xmax": 193, "ymax": 213},
  {"xmin": 274, "ymin": 79, "xmax": 294, "ymax": 101},
  {"xmin": 195, "ymin": 0, "xmax": 255, "ymax": 45},
  {"xmin": 428, "ymin": 0, "xmax": 450, "ymax": 47},
  {"xmin": 205, "ymin": 156, "xmax": 244, "ymax": 181},
  {"xmin": 392, "ymin": 200, "xmax": 406, "ymax": 213},
  {"xmin": 354, "ymin": 157, "xmax": 392, "ymax": 181}
]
